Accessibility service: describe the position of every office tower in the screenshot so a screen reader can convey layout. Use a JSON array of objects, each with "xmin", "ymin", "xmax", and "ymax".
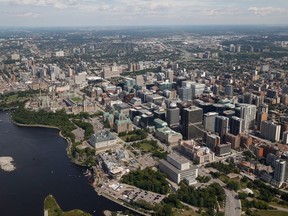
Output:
[
  {"xmin": 212, "ymin": 104, "xmax": 226, "ymax": 116},
  {"xmin": 256, "ymin": 112, "xmax": 268, "ymax": 131},
  {"xmin": 243, "ymin": 93, "xmax": 254, "ymax": 104},
  {"xmin": 258, "ymin": 103, "xmax": 269, "ymax": 113},
  {"xmin": 229, "ymin": 44, "xmax": 236, "ymax": 52},
  {"xmin": 274, "ymin": 160, "xmax": 286, "ymax": 184},
  {"xmin": 179, "ymin": 87, "xmax": 192, "ymax": 101},
  {"xmin": 212, "ymin": 84, "xmax": 220, "ymax": 96},
  {"xmin": 224, "ymin": 85, "xmax": 233, "ymax": 97},
  {"xmin": 215, "ymin": 116, "xmax": 229, "ymax": 140},
  {"xmin": 260, "ymin": 121, "xmax": 281, "ymax": 142},
  {"xmin": 230, "ymin": 116, "xmax": 244, "ymax": 135},
  {"xmin": 204, "ymin": 133, "xmax": 221, "ymax": 152},
  {"xmin": 182, "ymin": 106, "xmax": 203, "ymax": 140},
  {"xmin": 282, "ymin": 84, "xmax": 288, "ymax": 94},
  {"xmin": 236, "ymin": 45, "xmax": 241, "ymax": 53},
  {"xmin": 191, "ymin": 83, "xmax": 205, "ymax": 98},
  {"xmin": 266, "ymin": 89, "xmax": 278, "ymax": 99},
  {"xmin": 237, "ymin": 104, "xmax": 257, "ymax": 130},
  {"xmin": 165, "ymin": 69, "xmax": 174, "ymax": 83},
  {"xmin": 166, "ymin": 103, "xmax": 180, "ymax": 127},
  {"xmin": 197, "ymin": 102, "xmax": 214, "ymax": 114},
  {"xmin": 204, "ymin": 112, "xmax": 218, "ymax": 132},
  {"xmin": 282, "ymin": 131, "xmax": 288, "ymax": 144}
]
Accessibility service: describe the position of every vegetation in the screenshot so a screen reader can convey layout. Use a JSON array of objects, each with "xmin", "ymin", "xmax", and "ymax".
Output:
[
  {"xmin": 131, "ymin": 139, "xmax": 167, "ymax": 159},
  {"xmin": 196, "ymin": 175, "xmax": 211, "ymax": 183},
  {"xmin": 251, "ymin": 210, "xmax": 288, "ymax": 216},
  {"xmin": 121, "ymin": 167, "xmax": 169, "ymax": 194},
  {"xmin": 72, "ymin": 120, "xmax": 94, "ymax": 140},
  {"xmin": 119, "ymin": 129, "xmax": 148, "ymax": 142},
  {"xmin": 12, "ymin": 107, "xmax": 76, "ymax": 143},
  {"xmin": 206, "ymin": 161, "xmax": 240, "ymax": 174},
  {"xmin": 226, "ymin": 181, "xmax": 240, "ymax": 191},
  {"xmin": 176, "ymin": 182, "xmax": 225, "ymax": 210},
  {"xmin": 44, "ymin": 195, "xmax": 91, "ymax": 216}
]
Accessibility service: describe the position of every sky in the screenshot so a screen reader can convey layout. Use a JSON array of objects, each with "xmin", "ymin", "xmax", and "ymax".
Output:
[{"xmin": 0, "ymin": 0, "xmax": 287, "ymax": 27}]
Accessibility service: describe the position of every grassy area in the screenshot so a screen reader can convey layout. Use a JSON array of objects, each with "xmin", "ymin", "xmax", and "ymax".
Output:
[
  {"xmin": 71, "ymin": 97, "xmax": 82, "ymax": 103},
  {"xmin": 173, "ymin": 208, "xmax": 200, "ymax": 216},
  {"xmin": 44, "ymin": 195, "xmax": 91, "ymax": 216},
  {"xmin": 254, "ymin": 210, "xmax": 288, "ymax": 216},
  {"xmin": 7, "ymin": 94, "xmax": 18, "ymax": 102}
]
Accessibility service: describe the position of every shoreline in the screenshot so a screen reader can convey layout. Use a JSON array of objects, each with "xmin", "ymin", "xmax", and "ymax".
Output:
[{"xmin": 10, "ymin": 116, "xmax": 143, "ymax": 215}]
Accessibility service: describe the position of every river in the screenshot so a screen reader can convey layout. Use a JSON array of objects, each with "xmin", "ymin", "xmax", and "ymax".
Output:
[{"xmin": 0, "ymin": 112, "xmax": 126, "ymax": 216}]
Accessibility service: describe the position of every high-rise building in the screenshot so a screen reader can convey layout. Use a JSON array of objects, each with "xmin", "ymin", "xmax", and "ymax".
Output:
[
  {"xmin": 260, "ymin": 121, "xmax": 281, "ymax": 142},
  {"xmin": 256, "ymin": 112, "xmax": 268, "ymax": 131},
  {"xmin": 182, "ymin": 106, "xmax": 203, "ymax": 140},
  {"xmin": 212, "ymin": 84, "xmax": 220, "ymax": 96},
  {"xmin": 166, "ymin": 103, "xmax": 180, "ymax": 127},
  {"xmin": 237, "ymin": 104, "xmax": 257, "ymax": 130},
  {"xmin": 179, "ymin": 87, "xmax": 192, "ymax": 101},
  {"xmin": 229, "ymin": 44, "xmax": 236, "ymax": 52},
  {"xmin": 215, "ymin": 116, "xmax": 229, "ymax": 140},
  {"xmin": 224, "ymin": 85, "xmax": 233, "ymax": 97},
  {"xmin": 203, "ymin": 112, "xmax": 218, "ymax": 132},
  {"xmin": 274, "ymin": 159, "xmax": 286, "ymax": 185},
  {"xmin": 230, "ymin": 116, "xmax": 244, "ymax": 135},
  {"xmin": 191, "ymin": 83, "xmax": 205, "ymax": 98}
]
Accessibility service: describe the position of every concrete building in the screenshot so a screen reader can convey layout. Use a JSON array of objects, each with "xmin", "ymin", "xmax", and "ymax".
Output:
[
  {"xmin": 282, "ymin": 131, "xmax": 288, "ymax": 144},
  {"xmin": 215, "ymin": 116, "xmax": 229, "ymax": 140},
  {"xmin": 203, "ymin": 112, "xmax": 218, "ymax": 132},
  {"xmin": 159, "ymin": 153, "xmax": 198, "ymax": 185},
  {"xmin": 178, "ymin": 140, "xmax": 215, "ymax": 164},
  {"xmin": 155, "ymin": 127, "xmax": 182, "ymax": 146},
  {"xmin": 216, "ymin": 143, "xmax": 232, "ymax": 156},
  {"xmin": 274, "ymin": 160, "xmax": 286, "ymax": 185},
  {"xmin": 224, "ymin": 85, "xmax": 233, "ymax": 97},
  {"xmin": 260, "ymin": 121, "xmax": 281, "ymax": 142},
  {"xmin": 166, "ymin": 102, "xmax": 180, "ymax": 127},
  {"xmin": 204, "ymin": 133, "xmax": 221, "ymax": 152},
  {"xmin": 237, "ymin": 104, "xmax": 257, "ymax": 130},
  {"xmin": 225, "ymin": 133, "xmax": 241, "ymax": 149},
  {"xmin": 182, "ymin": 106, "xmax": 203, "ymax": 140},
  {"xmin": 191, "ymin": 83, "xmax": 205, "ymax": 98},
  {"xmin": 88, "ymin": 130, "xmax": 117, "ymax": 149},
  {"xmin": 230, "ymin": 116, "xmax": 244, "ymax": 136}
]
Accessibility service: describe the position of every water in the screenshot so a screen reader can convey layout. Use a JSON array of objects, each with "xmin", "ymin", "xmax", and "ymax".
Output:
[{"xmin": 0, "ymin": 112, "xmax": 126, "ymax": 216}]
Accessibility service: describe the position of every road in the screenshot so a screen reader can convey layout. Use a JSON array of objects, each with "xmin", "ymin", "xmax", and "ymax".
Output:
[
  {"xmin": 197, "ymin": 167, "xmax": 241, "ymax": 216},
  {"xmin": 224, "ymin": 188, "xmax": 241, "ymax": 216}
]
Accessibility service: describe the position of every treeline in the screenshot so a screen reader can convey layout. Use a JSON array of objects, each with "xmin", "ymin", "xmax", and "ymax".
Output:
[
  {"xmin": 206, "ymin": 161, "xmax": 240, "ymax": 174},
  {"xmin": 72, "ymin": 119, "xmax": 94, "ymax": 140},
  {"xmin": 176, "ymin": 182, "xmax": 225, "ymax": 209},
  {"xmin": 12, "ymin": 107, "xmax": 76, "ymax": 143},
  {"xmin": 121, "ymin": 167, "xmax": 169, "ymax": 195}
]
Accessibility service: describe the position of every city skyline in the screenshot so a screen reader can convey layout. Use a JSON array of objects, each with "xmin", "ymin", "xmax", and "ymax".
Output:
[{"xmin": 0, "ymin": 0, "xmax": 288, "ymax": 27}]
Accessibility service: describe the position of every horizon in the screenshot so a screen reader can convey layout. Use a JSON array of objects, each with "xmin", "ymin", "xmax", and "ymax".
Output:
[{"xmin": 0, "ymin": 0, "xmax": 287, "ymax": 27}]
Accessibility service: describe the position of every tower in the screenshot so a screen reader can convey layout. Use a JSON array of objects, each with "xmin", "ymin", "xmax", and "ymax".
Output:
[
  {"xmin": 182, "ymin": 106, "xmax": 203, "ymax": 140},
  {"xmin": 215, "ymin": 116, "xmax": 229, "ymax": 141},
  {"xmin": 230, "ymin": 116, "xmax": 244, "ymax": 135},
  {"xmin": 274, "ymin": 160, "xmax": 286, "ymax": 185}
]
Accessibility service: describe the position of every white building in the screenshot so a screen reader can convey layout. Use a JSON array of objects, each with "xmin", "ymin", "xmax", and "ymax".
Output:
[
  {"xmin": 260, "ymin": 121, "xmax": 281, "ymax": 142},
  {"xmin": 159, "ymin": 153, "xmax": 198, "ymax": 185}
]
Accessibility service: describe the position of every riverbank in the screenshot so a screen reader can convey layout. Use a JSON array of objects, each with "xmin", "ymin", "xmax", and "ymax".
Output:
[
  {"xmin": 11, "ymin": 120, "xmax": 78, "ymax": 164},
  {"xmin": 10, "ymin": 116, "xmax": 140, "ymax": 215}
]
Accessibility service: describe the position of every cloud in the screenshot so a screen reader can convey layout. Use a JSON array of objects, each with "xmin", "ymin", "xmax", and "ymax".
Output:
[
  {"xmin": 16, "ymin": 11, "xmax": 41, "ymax": 18},
  {"xmin": 248, "ymin": 7, "xmax": 286, "ymax": 16},
  {"xmin": 10, "ymin": 0, "xmax": 82, "ymax": 9}
]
